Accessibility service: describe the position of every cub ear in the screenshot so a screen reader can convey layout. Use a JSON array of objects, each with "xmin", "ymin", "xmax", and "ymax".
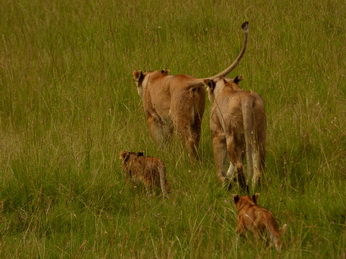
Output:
[
  {"xmin": 233, "ymin": 75, "xmax": 244, "ymax": 84},
  {"xmin": 233, "ymin": 194, "xmax": 240, "ymax": 204},
  {"xmin": 119, "ymin": 150, "xmax": 126, "ymax": 159},
  {"xmin": 161, "ymin": 68, "xmax": 170, "ymax": 75},
  {"xmin": 137, "ymin": 151, "xmax": 144, "ymax": 157},
  {"xmin": 132, "ymin": 70, "xmax": 143, "ymax": 81},
  {"xmin": 119, "ymin": 151, "xmax": 130, "ymax": 161},
  {"xmin": 252, "ymin": 193, "xmax": 259, "ymax": 204}
]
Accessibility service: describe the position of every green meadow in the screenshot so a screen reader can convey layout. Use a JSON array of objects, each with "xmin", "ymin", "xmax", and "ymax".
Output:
[{"xmin": 0, "ymin": 0, "xmax": 345, "ymax": 257}]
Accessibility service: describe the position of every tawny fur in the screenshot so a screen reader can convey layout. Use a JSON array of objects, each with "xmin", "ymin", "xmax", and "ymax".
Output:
[
  {"xmin": 204, "ymin": 76, "xmax": 266, "ymax": 190},
  {"xmin": 132, "ymin": 22, "xmax": 249, "ymax": 159},
  {"xmin": 233, "ymin": 194, "xmax": 287, "ymax": 252},
  {"xmin": 119, "ymin": 151, "xmax": 169, "ymax": 197}
]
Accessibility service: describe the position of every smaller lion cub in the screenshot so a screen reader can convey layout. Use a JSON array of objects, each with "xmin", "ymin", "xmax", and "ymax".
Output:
[
  {"xmin": 119, "ymin": 151, "xmax": 170, "ymax": 197},
  {"xmin": 233, "ymin": 193, "xmax": 287, "ymax": 251}
]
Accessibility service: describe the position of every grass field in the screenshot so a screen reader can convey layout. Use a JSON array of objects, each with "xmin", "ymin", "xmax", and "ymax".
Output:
[{"xmin": 0, "ymin": 0, "xmax": 345, "ymax": 257}]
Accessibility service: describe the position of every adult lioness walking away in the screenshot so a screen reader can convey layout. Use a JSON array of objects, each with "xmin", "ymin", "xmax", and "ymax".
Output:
[
  {"xmin": 204, "ymin": 76, "xmax": 266, "ymax": 190},
  {"xmin": 132, "ymin": 22, "xmax": 249, "ymax": 159}
]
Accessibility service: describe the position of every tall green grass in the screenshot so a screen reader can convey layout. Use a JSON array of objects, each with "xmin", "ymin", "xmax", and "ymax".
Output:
[{"xmin": 0, "ymin": 0, "xmax": 345, "ymax": 257}]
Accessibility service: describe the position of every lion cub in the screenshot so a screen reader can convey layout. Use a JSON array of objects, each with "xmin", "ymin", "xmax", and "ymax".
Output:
[
  {"xmin": 233, "ymin": 193, "xmax": 287, "ymax": 251},
  {"xmin": 119, "ymin": 151, "xmax": 169, "ymax": 197}
]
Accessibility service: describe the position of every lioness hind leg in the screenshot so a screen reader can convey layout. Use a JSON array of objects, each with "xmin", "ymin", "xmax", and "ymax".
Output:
[
  {"xmin": 226, "ymin": 162, "xmax": 235, "ymax": 181},
  {"xmin": 253, "ymin": 117, "xmax": 266, "ymax": 189},
  {"xmin": 227, "ymin": 136, "xmax": 248, "ymax": 192},
  {"xmin": 234, "ymin": 164, "xmax": 248, "ymax": 192},
  {"xmin": 252, "ymin": 141, "xmax": 265, "ymax": 189},
  {"xmin": 252, "ymin": 151, "xmax": 261, "ymax": 188},
  {"xmin": 147, "ymin": 116, "xmax": 172, "ymax": 146},
  {"xmin": 172, "ymin": 117, "xmax": 197, "ymax": 158},
  {"xmin": 211, "ymin": 133, "xmax": 228, "ymax": 184},
  {"xmin": 178, "ymin": 123, "xmax": 201, "ymax": 159},
  {"xmin": 188, "ymin": 117, "xmax": 203, "ymax": 159},
  {"xmin": 163, "ymin": 122, "xmax": 174, "ymax": 143},
  {"xmin": 226, "ymin": 136, "xmax": 236, "ymax": 181},
  {"xmin": 186, "ymin": 137, "xmax": 198, "ymax": 159},
  {"xmin": 177, "ymin": 128, "xmax": 198, "ymax": 159}
]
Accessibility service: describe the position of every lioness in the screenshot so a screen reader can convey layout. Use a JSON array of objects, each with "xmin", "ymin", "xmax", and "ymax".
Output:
[
  {"xmin": 233, "ymin": 193, "xmax": 287, "ymax": 252},
  {"xmin": 119, "ymin": 151, "xmax": 169, "ymax": 197},
  {"xmin": 133, "ymin": 22, "xmax": 249, "ymax": 159},
  {"xmin": 204, "ymin": 76, "xmax": 266, "ymax": 190}
]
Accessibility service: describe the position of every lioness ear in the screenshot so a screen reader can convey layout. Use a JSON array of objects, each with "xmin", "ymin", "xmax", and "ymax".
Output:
[
  {"xmin": 234, "ymin": 75, "xmax": 244, "ymax": 84},
  {"xmin": 132, "ymin": 70, "xmax": 143, "ymax": 81},
  {"xmin": 203, "ymin": 79, "xmax": 216, "ymax": 91},
  {"xmin": 137, "ymin": 151, "xmax": 144, "ymax": 157},
  {"xmin": 161, "ymin": 68, "xmax": 170, "ymax": 75},
  {"xmin": 252, "ymin": 193, "xmax": 259, "ymax": 204},
  {"xmin": 233, "ymin": 194, "xmax": 240, "ymax": 204}
]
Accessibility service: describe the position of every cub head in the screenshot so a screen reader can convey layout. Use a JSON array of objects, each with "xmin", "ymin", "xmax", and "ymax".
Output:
[
  {"xmin": 119, "ymin": 150, "xmax": 144, "ymax": 163},
  {"xmin": 233, "ymin": 193, "xmax": 259, "ymax": 210}
]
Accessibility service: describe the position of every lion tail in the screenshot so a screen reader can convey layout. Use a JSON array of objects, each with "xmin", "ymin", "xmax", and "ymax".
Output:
[
  {"xmin": 242, "ymin": 96, "xmax": 255, "ymax": 186},
  {"xmin": 158, "ymin": 162, "xmax": 169, "ymax": 197}
]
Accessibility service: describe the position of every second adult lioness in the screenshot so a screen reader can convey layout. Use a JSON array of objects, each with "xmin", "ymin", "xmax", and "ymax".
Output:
[
  {"xmin": 204, "ymin": 76, "xmax": 266, "ymax": 190},
  {"xmin": 133, "ymin": 22, "xmax": 249, "ymax": 159}
]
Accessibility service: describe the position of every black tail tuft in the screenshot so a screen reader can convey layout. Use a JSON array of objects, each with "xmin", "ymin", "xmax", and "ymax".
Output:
[{"xmin": 241, "ymin": 21, "xmax": 249, "ymax": 30}]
